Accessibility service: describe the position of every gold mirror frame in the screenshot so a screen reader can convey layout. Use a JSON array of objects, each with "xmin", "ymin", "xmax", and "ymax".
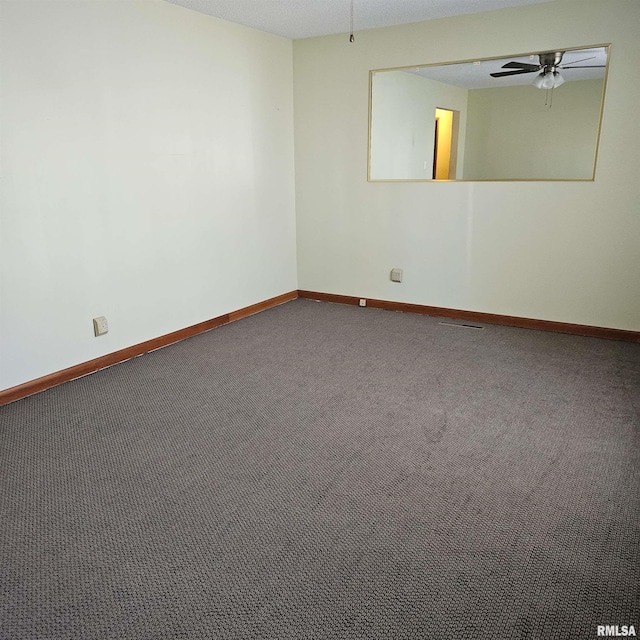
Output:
[{"xmin": 368, "ymin": 44, "xmax": 610, "ymax": 182}]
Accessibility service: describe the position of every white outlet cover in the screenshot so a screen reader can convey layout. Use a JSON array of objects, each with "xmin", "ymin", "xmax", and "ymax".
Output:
[
  {"xmin": 390, "ymin": 268, "xmax": 403, "ymax": 283},
  {"xmin": 93, "ymin": 316, "xmax": 109, "ymax": 336}
]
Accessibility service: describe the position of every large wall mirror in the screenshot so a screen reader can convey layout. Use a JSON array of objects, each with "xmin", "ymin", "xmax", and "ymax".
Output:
[{"xmin": 368, "ymin": 44, "xmax": 610, "ymax": 182}]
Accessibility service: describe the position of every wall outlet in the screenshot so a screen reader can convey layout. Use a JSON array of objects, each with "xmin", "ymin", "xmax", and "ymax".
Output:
[
  {"xmin": 390, "ymin": 268, "xmax": 403, "ymax": 283},
  {"xmin": 93, "ymin": 316, "xmax": 109, "ymax": 336},
  {"xmin": 359, "ymin": 299, "xmax": 367, "ymax": 307}
]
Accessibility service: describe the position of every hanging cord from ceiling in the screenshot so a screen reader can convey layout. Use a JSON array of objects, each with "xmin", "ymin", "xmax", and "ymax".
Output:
[{"xmin": 349, "ymin": 0, "xmax": 354, "ymax": 42}]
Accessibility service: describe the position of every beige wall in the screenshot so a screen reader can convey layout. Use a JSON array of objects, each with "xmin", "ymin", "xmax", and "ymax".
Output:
[
  {"xmin": 2, "ymin": 0, "xmax": 639, "ymax": 393},
  {"xmin": 294, "ymin": 0, "xmax": 640, "ymax": 330},
  {"xmin": 0, "ymin": 0, "xmax": 297, "ymax": 391},
  {"xmin": 463, "ymin": 80, "xmax": 605, "ymax": 180}
]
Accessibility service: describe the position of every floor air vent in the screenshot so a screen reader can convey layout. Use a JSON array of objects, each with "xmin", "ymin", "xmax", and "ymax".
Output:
[{"xmin": 438, "ymin": 321, "xmax": 484, "ymax": 330}]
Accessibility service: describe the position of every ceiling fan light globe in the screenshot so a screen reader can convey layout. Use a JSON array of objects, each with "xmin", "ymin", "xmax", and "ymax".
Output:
[
  {"xmin": 553, "ymin": 72, "xmax": 565, "ymax": 87},
  {"xmin": 532, "ymin": 73, "xmax": 546, "ymax": 89},
  {"xmin": 541, "ymin": 72, "xmax": 556, "ymax": 89}
]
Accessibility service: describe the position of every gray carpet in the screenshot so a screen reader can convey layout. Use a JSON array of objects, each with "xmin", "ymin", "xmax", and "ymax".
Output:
[{"xmin": 1, "ymin": 298, "xmax": 639, "ymax": 639}]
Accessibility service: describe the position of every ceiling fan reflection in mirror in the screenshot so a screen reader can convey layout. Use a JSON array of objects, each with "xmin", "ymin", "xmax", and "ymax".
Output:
[{"xmin": 490, "ymin": 51, "xmax": 606, "ymax": 90}]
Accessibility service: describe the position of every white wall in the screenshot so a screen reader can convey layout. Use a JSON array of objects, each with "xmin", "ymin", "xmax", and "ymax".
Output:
[
  {"xmin": 369, "ymin": 71, "xmax": 468, "ymax": 180},
  {"xmin": 0, "ymin": 0, "xmax": 297, "ymax": 391},
  {"xmin": 294, "ymin": 0, "xmax": 640, "ymax": 331},
  {"xmin": 463, "ymin": 80, "xmax": 604, "ymax": 180}
]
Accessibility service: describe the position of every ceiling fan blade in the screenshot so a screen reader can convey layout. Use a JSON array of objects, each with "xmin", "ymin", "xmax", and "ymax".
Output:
[
  {"xmin": 502, "ymin": 61, "xmax": 541, "ymax": 71},
  {"xmin": 561, "ymin": 65, "xmax": 606, "ymax": 69},
  {"xmin": 490, "ymin": 69, "xmax": 537, "ymax": 78},
  {"xmin": 560, "ymin": 55, "xmax": 596, "ymax": 66}
]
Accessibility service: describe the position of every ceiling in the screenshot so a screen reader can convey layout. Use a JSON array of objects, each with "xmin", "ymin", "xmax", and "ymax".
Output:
[
  {"xmin": 164, "ymin": 0, "xmax": 557, "ymax": 40},
  {"xmin": 408, "ymin": 46, "xmax": 608, "ymax": 89}
]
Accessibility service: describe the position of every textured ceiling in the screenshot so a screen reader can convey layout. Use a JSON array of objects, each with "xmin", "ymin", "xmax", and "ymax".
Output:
[{"xmin": 164, "ymin": 0, "xmax": 557, "ymax": 40}]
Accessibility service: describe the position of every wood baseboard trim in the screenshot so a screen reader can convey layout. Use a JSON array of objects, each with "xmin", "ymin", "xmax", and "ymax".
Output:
[
  {"xmin": 229, "ymin": 290, "xmax": 298, "ymax": 322},
  {"xmin": 5, "ymin": 287, "xmax": 635, "ymax": 406},
  {"xmin": 297, "ymin": 290, "xmax": 640, "ymax": 343},
  {"xmin": 0, "ymin": 290, "xmax": 298, "ymax": 406}
]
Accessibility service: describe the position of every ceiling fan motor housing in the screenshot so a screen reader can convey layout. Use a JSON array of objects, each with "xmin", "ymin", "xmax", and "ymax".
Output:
[{"xmin": 539, "ymin": 51, "xmax": 564, "ymax": 72}]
